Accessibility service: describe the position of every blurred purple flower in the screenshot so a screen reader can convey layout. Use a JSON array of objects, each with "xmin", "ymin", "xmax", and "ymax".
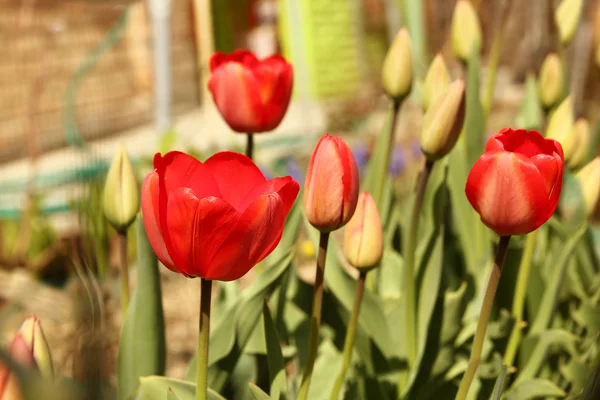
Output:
[
  {"xmin": 389, "ymin": 147, "xmax": 406, "ymax": 177},
  {"xmin": 352, "ymin": 143, "xmax": 371, "ymax": 175},
  {"xmin": 285, "ymin": 157, "xmax": 305, "ymax": 183},
  {"xmin": 259, "ymin": 167, "xmax": 273, "ymax": 180},
  {"xmin": 410, "ymin": 140, "xmax": 422, "ymax": 159}
]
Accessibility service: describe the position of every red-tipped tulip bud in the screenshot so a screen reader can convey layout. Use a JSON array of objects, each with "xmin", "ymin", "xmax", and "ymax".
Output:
[
  {"xmin": 10, "ymin": 316, "xmax": 54, "ymax": 378},
  {"xmin": 381, "ymin": 28, "xmax": 413, "ymax": 101},
  {"xmin": 420, "ymin": 79, "xmax": 466, "ymax": 160},
  {"xmin": 422, "ymin": 54, "xmax": 451, "ymax": 111},
  {"xmin": 576, "ymin": 157, "xmax": 600, "ymax": 218},
  {"xmin": 466, "ymin": 128, "xmax": 564, "ymax": 236},
  {"xmin": 343, "ymin": 192, "xmax": 383, "ymax": 271},
  {"xmin": 568, "ymin": 118, "xmax": 592, "ymax": 169},
  {"xmin": 451, "ymin": 0, "xmax": 482, "ymax": 61},
  {"xmin": 538, "ymin": 53, "xmax": 564, "ymax": 109},
  {"xmin": 304, "ymin": 134, "xmax": 360, "ymax": 232},
  {"xmin": 208, "ymin": 49, "xmax": 294, "ymax": 133},
  {"xmin": 103, "ymin": 145, "xmax": 140, "ymax": 232}
]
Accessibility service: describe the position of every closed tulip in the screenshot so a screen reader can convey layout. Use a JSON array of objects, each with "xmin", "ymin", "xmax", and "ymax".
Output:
[
  {"xmin": 103, "ymin": 145, "xmax": 139, "ymax": 232},
  {"xmin": 576, "ymin": 157, "xmax": 600, "ymax": 217},
  {"xmin": 451, "ymin": 0, "xmax": 482, "ymax": 61},
  {"xmin": 546, "ymin": 96, "xmax": 575, "ymax": 162},
  {"xmin": 422, "ymin": 54, "xmax": 451, "ymax": 112},
  {"xmin": 343, "ymin": 192, "xmax": 383, "ymax": 270},
  {"xmin": 465, "ymin": 128, "xmax": 564, "ymax": 236},
  {"xmin": 208, "ymin": 49, "xmax": 293, "ymax": 133},
  {"xmin": 538, "ymin": 53, "xmax": 563, "ymax": 109},
  {"xmin": 381, "ymin": 28, "xmax": 413, "ymax": 101},
  {"xmin": 304, "ymin": 134, "xmax": 359, "ymax": 232},
  {"xmin": 141, "ymin": 151, "xmax": 299, "ymax": 281}
]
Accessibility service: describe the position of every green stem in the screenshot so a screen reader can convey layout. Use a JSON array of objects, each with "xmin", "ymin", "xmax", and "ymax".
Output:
[
  {"xmin": 246, "ymin": 134, "xmax": 254, "ymax": 160},
  {"xmin": 118, "ymin": 231, "xmax": 129, "ymax": 316},
  {"xmin": 298, "ymin": 232, "xmax": 330, "ymax": 400},
  {"xmin": 329, "ymin": 271, "xmax": 367, "ymax": 400},
  {"xmin": 503, "ymin": 230, "xmax": 537, "ymax": 368},
  {"xmin": 196, "ymin": 278, "xmax": 213, "ymax": 400},
  {"xmin": 403, "ymin": 159, "xmax": 434, "ymax": 372},
  {"xmin": 456, "ymin": 236, "xmax": 511, "ymax": 400}
]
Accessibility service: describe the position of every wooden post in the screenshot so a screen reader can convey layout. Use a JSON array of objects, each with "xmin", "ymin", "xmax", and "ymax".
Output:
[{"xmin": 193, "ymin": 0, "xmax": 215, "ymax": 107}]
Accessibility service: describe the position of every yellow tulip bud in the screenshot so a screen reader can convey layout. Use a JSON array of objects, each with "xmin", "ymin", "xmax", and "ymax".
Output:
[
  {"xmin": 422, "ymin": 54, "xmax": 451, "ymax": 112},
  {"xmin": 576, "ymin": 157, "xmax": 600, "ymax": 217},
  {"xmin": 381, "ymin": 28, "xmax": 413, "ymax": 101},
  {"xmin": 103, "ymin": 145, "xmax": 140, "ymax": 232},
  {"xmin": 538, "ymin": 53, "xmax": 564, "ymax": 108},
  {"xmin": 420, "ymin": 79, "xmax": 466, "ymax": 160},
  {"xmin": 343, "ymin": 192, "xmax": 383, "ymax": 271},
  {"xmin": 546, "ymin": 96, "xmax": 576, "ymax": 162},
  {"xmin": 451, "ymin": 0, "xmax": 482, "ymax": 61},
  {"xmin": 555, "ymin": 0, "xmax": 583, "ymax": 45},
  {"xmin": 568, "ymin": 118, "xmax": 591, "ymax": 169}
]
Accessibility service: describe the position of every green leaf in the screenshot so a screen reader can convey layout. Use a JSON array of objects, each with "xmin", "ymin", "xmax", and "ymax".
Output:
[
  {"xmin": 515, "ymin": 73, "xmax": 542, "ymax": 131},
  {"xmin": 118, "ymin": 218, "xmax": 166, "ymax": 400},
  {"xmin": 167, "ymin": 388, "xmax": 180, "ymax": 400},
  {"xmin": 504, "ymin": 379, "xmax": 566, "ymax": 400},
  {"xmin": 137, "ymin": 376, "xmax": 225, "ymax": 400},
  {"xmin": 263, "ymin": 303, "xmax": 287, "ymax": 400},
  {"xmin": 249, "ymin": 382, "xmax": 271, "ymax": 400},
  {"xmin": 558, "ymin": 171, "xmax": 587, "ymax": 231},
  {"xmin": 440, "ymin": 282, "xmax": 468, "ymax": 344},
  {"xmin": 581, "ymin": 358, "xmax": 600, "ymax": 400},
  {"xmin": 464, "ymin": 47, "xmax": 485, "ymax": 168},
  {"xmin": 514, "ymin": 329, "xmax": 579, "ymax": 385},
  {"xmin": 378, "ymin": 248, "xmax": 403, "ymax": 300},
  {"xmin": 530, "ymin": 224, "xmax": 588, "ymax": 334},
  {"xmin": 158, "ymin": 129, "xmax": 177, "ymax": 154},
  {"xmin": 363, "ymin": 107, "xmax": 395, "ymax": 210},
  {"xmin": 560, "ymin": 357, "xmax": 590, "ymax": 394},
  {"xmin": 573, "ymin": 300, "xmax": 600, "ymax": 332},
  {"xmin": 489, "ymin": 364, "xmax": 507, "ymax": 400}
]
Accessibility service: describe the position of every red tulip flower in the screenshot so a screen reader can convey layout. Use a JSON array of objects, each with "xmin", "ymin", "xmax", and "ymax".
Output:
[
  {"xmin": 304, "ymin": 134, "xmax": 360, "ymax": 232},
  {"xmin": 208, "ymin": 50, "xmax": 294, "ymax": 133},
  {"xmin": 466, "ymin": 128, "xmax": 564, "ymax": 236},
  {"xmin": 141, "ymin": 151, "xmax": 299, "ymax": 281}
]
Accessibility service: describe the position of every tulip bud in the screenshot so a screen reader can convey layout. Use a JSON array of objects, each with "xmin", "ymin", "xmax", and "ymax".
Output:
[
  {"xmin": 381, "ymin": 28, "xmax": 413, "ymax": 101},
  {"xmin": 568, "ymin": 118, "xmax": 591, "ymax": 169},
  {"xmin": 555, "ymin": 0, "xmax": 583, "ymax": 46},
  {"xmin": 420, "ymin": 79, "xmax": 466, "ymax": 160},
  {"xmin": 538, "ymin": 53, "xmax": 564, "ymax": 109},
  {"xmin": 103, "ymin": 145, "xmax": 140, "ymax": 232},
  {"xmin": 304, "ymin": 134, "xmax": 360, "ymax": 232},
  {"xmin": 576, "ymin": 157, "xmax": 600, "ymax": 218},
  {"xmin": 546, "ymin": 96, "xmax": 575, "ymax": 162},
  {"xmin": 9, "ymin": 316, "xmax": 54, "ymax": 378},
  {"xmin": 343, "ymin": 192, "xmax": 383, "ymax": 271},
  {"xmin": 422, "ymin": 54, "xmax": 451, "ymax": 112},
  {"xmin": 451, "ymin": 0, "xmax": 482, "ymax": 62}
]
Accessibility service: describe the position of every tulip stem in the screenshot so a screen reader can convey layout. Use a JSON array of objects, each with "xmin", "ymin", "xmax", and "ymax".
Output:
[
  {"xmin": 503, "ymin": 230, "xmax": 537, "ymax": 369},
  {"xmin": 298, "ymin": 232, "xmax": 330, "ymax": 400},
  {"xmin": 246, "ymin": 134, "xmax": 254, "ymax": 160},
  {"xmin": 329, "ymin": 271, "xmax": 367, "ymax": 400},
  {"xmin": 456, "ymin": 235, "xmax": 511, "ymax": 400},
  {"xmin": 117, "ymin": 231, "xmax": 129, "ymax": 316},
  {"xmin": 196, "ymin": 278, "xmax": 213, "ymax": 400},
  {"xmin": 402, "ymin": 159, "xmax": 433, "ymax": 373}
]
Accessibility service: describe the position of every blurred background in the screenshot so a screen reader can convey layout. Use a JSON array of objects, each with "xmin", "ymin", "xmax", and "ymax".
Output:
[{"xmin": 1, "ymin": 0, "xmax": 600, "ymax": 386}]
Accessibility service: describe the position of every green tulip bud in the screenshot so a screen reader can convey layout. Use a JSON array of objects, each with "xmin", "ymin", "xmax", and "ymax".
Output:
[
  {"xmin": 103, "ymin": 145, "xmax": 140, "ymax": 232},
  {"xmin": 576, "ymin": 157, "xmax": 600, "ymax": 217},
  {"xmin": 538, "ymin": 53, "xmax": 564, "ymax": 109},
  {"xmin": 451, "ymin": 0, "xmax": 482, "ymax": 62},
  {"xmin": 420, "ymin": 79, "xmax": 466, "ymax": 160},
  {"xmin": 546, "ymin": 96, "xmax": 576, "ymax": 163},
  {"xmin": 422, "ymin": 54, "xmax": 451, "ymax": 112},
  {"xmin": 343, "ymin": 191, "xmax": 383, "ymax": 271},
  {"xmin": 555, "ymin": 0, "xmax": 583, "ymax": 46},
  {"xmin": 568, "ymin": 118, "xmax": 592, "ymax": 169},
  {"xmin": 381, "ymin": 28, "xmax": 413, "ymax": 101}
]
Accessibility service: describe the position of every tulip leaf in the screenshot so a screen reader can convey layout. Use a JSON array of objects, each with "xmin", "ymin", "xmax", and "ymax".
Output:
[
  {"xmin": 529, "ymin": 223, "xmax": 588, "ymax": 335},
  {"xmin": 513, "ymin": 329, "xmax": 579, "ymax": 385},
  {"xmin": 558, "ymin": 171, "xmax": 587, "ymax": 230},
  {"xmin": 464, "ymin": 46, "xmax": 485, "ymax": 168},
  {"xmin": 137, "ymin": 376, "xmax": 225, "ymax": 400},
  {"xmin": 118, "ymin": 217, "xmax": 166, "ymax": 400},
  {"xmin": 560, "ymin": 357, "xmax": 590, "ymax": 394},
  {"xmin": 249, "ymin": 382, "xmax": 271, "ymax": 400},
  {"xmin": 504, "ymin": 379, "xmax": 566, "ymax": 400},
  {"xmin": 167, "ymin": 388, "xmax": 181, "ymax": 400},
  {"xmin": 489, "ymin": 364, "xmax": 508, "ymax": 400},
  {"xmin": 573, "ymin": 300, "xmax": 600, "ymax": 332},
  {"xmin": 515, "ymin": 73, "xmax": 543, "ymax": 131},
  {"xmin": 262, "ymin": 302, "xmax": 287, "ymax": 400},
  {"xmin": 580, "ymin": 358, "xmax": 600, "ymax": 400},
  {"xmin": 185, "ymin": 205, "xmax": 302, "ymax": 389},
  {"xmin": 378, "ymin": 247, "xmax": 404, "ymax": 300}
]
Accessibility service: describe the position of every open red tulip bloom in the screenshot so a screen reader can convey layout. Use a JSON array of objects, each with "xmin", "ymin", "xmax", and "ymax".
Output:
[
  {"xmin": 466, "ymin": 128, "xmax": 564, "ymax": 236},
  {"xmin": 141, "ymin": 151, "xmax": 299, "ymax": 281},
  {"xmin": 209, "ymin": 49, "xmax": 294, "ymax": 133}
]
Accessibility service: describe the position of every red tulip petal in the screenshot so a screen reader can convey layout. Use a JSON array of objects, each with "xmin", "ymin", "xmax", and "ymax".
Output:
[
  {"xmin": 208, "ymin": 63, "xmax": 264, "ymax": 132},
  {"xmin": 210, "ymin": 50, "xmax": 258, "ymax": 72},
  {"xmin": 141, "ymin": 171, "xmax": 177, "ymax": 272},
  {"xmin": 204, "ymin": 151, "xmax": 267, "ymax": 211},
  {"xmin": 165, "ymin": 188, "xmax": 239, "ymax": 278},
  {"xmin": 207, "ymin": 193, "xmax": 287, "ymax": 281},
  {"xmin": 252, "ymin": 57, "xmax": 293, "ymax": 131},
  {"xmin": 466, "ymin": 151, "xmax": 550, "ymax": 235},
  {"xmin": 240, "ymin": 176, "xmax": 299, "ymax": 213},
  {"xmin": 531, "ymin": 154, "xmax": 561, "ymax": 196},
  {"xmin": 153, "ymin": 151, "xmax": 220, "ymax": 199}
]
